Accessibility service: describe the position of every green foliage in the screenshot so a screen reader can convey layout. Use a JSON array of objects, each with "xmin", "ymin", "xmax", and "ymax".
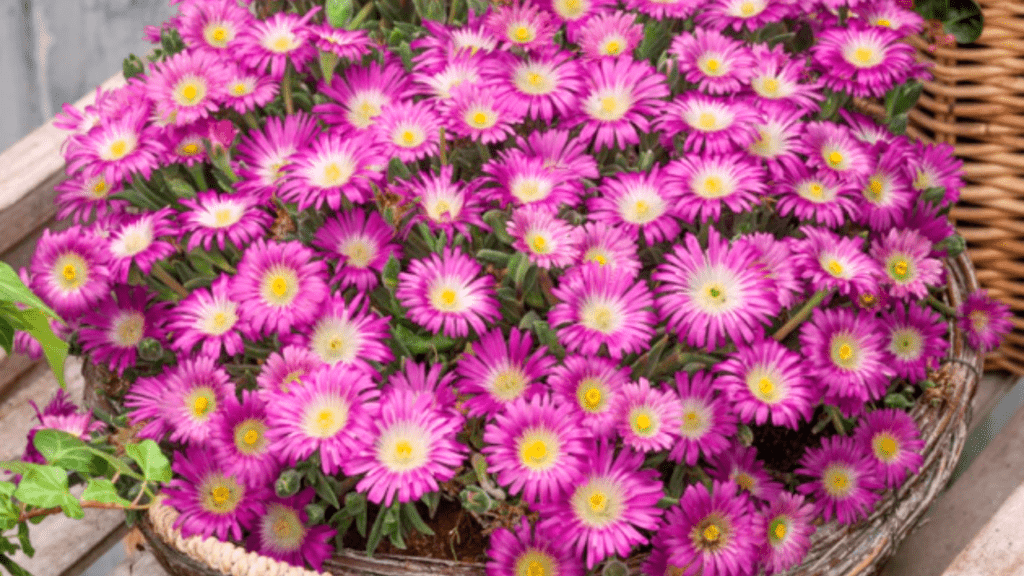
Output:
[
  {"xmin": 124, "ymin": 441, "xmax": 172, "ymax": 484},
  {"xmin": 915, "ymin": 0, "xmax": 984, "ymax": 44},
  {"xmin": 0, "ymin": 261, "xmax": 67, "ymax": 388}
]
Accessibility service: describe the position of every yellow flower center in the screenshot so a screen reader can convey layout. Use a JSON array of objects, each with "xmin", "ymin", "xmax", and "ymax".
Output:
[
  {"xmin": 92, "ymin": 179, "xmax": 108, "ymax": 197},
  {"xmin": 182, "ymin": 84, "xmax": 198, "ymax": 102},
  {"xmin": 211, "ymin": 486, "xmax": 230, "ymax": 505},
  {"xmin": 873, "ymin": 434, "xmax": 899, "ymax": 460},
  {"xmin": 589, "ymin": 492, "xmax": 607, "ymax": 512},
  {"xmin": 705, "ymin": 59, "xmax": 720, "ymax": 72},
  {"xmin": 523, "ymin": 440, "xmax": 547, "ymax": 463},
  {"xmin": 809, "ymin": 183, "xmax": 824, "ymax": 198},
  {"xmin": 758, "ymin": 377, "xmax": 774, "ymax": 396},
  {"xmin": 181, "ymin": 143, "xmax": 200, "ymax": 156},
  {"xmin": 584, "ymin": 387, "xmax": 602, "ymax": 409},
  {"xmin": 894, "ymin": 260, "xmax": 909, "ymax": 276},
  {"xmin": 867, "ymin": 178, "xmax": 884, "ymax": 200},
  {"xmin": 828, "ymin": 151, "xmax": 844, "ymax": 166},
  {"xmin": 605, "ymin": 40, "xmax": 621, "ymax": 55},
  {"xmin": 704, "ymin": 176, "xmax": 723, "ymax": 195},
  {"xmin": 527, "ymin": 561, "xmax": 545, "ymax": 576},
  {"xmin": 194, "ymin": 396, "xmax": 209, "ymax": 416},
  {"xmin": 774, "ymin": 522, "xmax": 786, "ymax": 539},
  {"xmin": 273, "ymin": 36, "xmax": 292, "ymax": 52},
  {"xmin": 838, "ymin": 344, "xmax": 853, "ymax": 361},
  {"xmin": 531, "ymin": 235, "xmax": 547, "ymax": 252},
  {"xmin": 401, "ymin": 130, "xmax": 417, "ymax": 145},
  {"xmin": 698, "ymin": 112, "xmax": 717, "ymax": 130},
  {"xmin": 763, "ymin": 78, "xmax": 780, "ymax": 94},
  {"xmin": 703, "ymin": 524, "xmax": 721, "ymax": 543},
  {"xmin": 62, "ymin": 264, "xmax": 77, "ymax": 282},
  {"xmin": 243, "ymin": 429, "xmax": 259, "ymax": 445},
  {"xmin": 854, "ymin": 47, "xmax": 873, "ymax": 63},
  {"xmin": 513, "ymin": 26, "xmax": 532, "ymax": 42},
  {"xmin": 876, "ymin": 18, "xmax": 892, "ymax": 27},
  {"xmin": 740, "ymin": 1, "xmax": 756, "ymax": 15},
  {"xmin": 828, "ymin": 260, "xmax": 843, "ymax": 276},
  {"xmin": 635, "ymin": 413, "xmax": 652, "ymax": 433},
  {"xmin": 271, "ymin": 276, "xmax": 288, "ymax": 296},
  {"xmin": 109, "ymin": 140, "xmax": 128, "ymax": 159},
  {"xmin": 318, "ymin": 410, "xmax": 334, "ymax": 429},
  {"xmin": 735, "ymin": 472, "xmax": 755, "ymax": 491},
  {"xmin": 440, "ymin": 289, "xmax": 456, "ymax": 306},
  {"xmin": 395, "ymin": 440, "xmax": 414, "ymax": 462},
  {"xmin": 600, "ymin": 97, "xmax": 618, "ymax": 114},
  {"xmin": 593, "ymin": 254, "xmax": 607, "ymax": 266},
  {"xmin": 232, "ymin": 83, "xmax": 249, "ymax": 95},
  {"xmin": 323, "ymin": 163, "xmax": 343, "ymax": 186},
  {"xmin": 212, "ymin": 27, "xmax": 228, "ymax": 43}
]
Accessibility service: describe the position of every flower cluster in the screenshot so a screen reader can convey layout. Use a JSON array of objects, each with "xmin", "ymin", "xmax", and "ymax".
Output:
[{"xmin": 19, "ymin": 0, "xmax": 1011, "ymax": 573}]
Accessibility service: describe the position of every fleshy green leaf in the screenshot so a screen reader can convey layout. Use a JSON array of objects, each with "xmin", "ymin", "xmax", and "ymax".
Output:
[
  {"xmin": 0, "ymin": 554, "xmax": 32, "ymax": 576},
  {"xmin": 81, "ymin": 478, "xmax": 131, "ymax": 507},
  {"xmin": 11, "ymin": 308, "xmax": 67, "ymax": 389},
  {"xmin": 16, "ymin": 523, "xmax": 32, "ymax": 558},
  {"xmin": 944, "ymin": 0, "xmax": 983, "ymax": 43},
  {"xmin": 0, "ymin": 262, "xmax": 58, "ymax": 318},
  {"xmin": 0, "ymin": 316, "xmax": 13, "ymax": 355},
  {"xmin": 125, "ymin": 441, "xmax": 171, "ymax": 483}
]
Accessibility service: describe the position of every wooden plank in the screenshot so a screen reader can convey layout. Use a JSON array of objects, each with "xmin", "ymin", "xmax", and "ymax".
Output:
[
  {"xmin": 942, "ymin": 482, "xmax": 1024, "ymax": 575},
  {"xmin": 0, "ymin": 351, "xmax": 41, "ymax": 405},
  {"xmin": 110, "ymin": 548, "xmax": 170, "ymax": 576}
]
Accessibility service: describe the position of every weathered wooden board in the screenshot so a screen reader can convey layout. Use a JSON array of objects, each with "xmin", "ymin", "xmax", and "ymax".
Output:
[{"xmin": 942, "ymin": 481, "xmax": 1024, "ymax": 576}]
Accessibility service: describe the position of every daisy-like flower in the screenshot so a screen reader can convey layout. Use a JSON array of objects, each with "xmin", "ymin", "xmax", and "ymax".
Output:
[
  {"xmin": 958, "ymin": 290, "xmax": 1014, "ymax": 353},
  {"xmin": 483, "ymin": 149, "xmax": 578, "ymax": 211},
  {"xmin": 812, "ymin": 21, "xmax": 921, "ymax": 98},
  {"xmin": 177, "ymin": 0, "xmax": 253, "ymax": 54},
  {"xmin": 907, "ymin": 140, "xmax": 965, "ymax": 205},
  {"xmin": 64, "ymin": 108, "xmax": 164, "ymax": 184},
  {"xmin": 23, "ymin": 390, "xmax": 105, "ymax": 465},
  {"xmin": 667, "ymin": 152, "xmax": 767, "ymax": 223},
  {"xmin": 179, "ymin": 189, "xmax": 271, "ymax": 252},
  {"xmin": 486, "ymin": 50, "xmax": 583, "ymax": 123},
  {"xmin": 412, "ymin": 17, "xmax": 498, "ymax": 73},
  {"xmin": 146, "ymin": 50, "xmax": 228, "ymax": 126},
  {"xmin": 347, "ymin": 388, "xmax": 465, "ymax": 505},
  {"xmin": 163, "ymin": 446, "xmax": 268, "ymax": 541},
  {"xmin": 486, "ymin": 519, "xmax": 585, "ymax": 576},
  {"xmin": 234, "ymin": 112, "xmax": 319, "ymax": 200},
  {"xmin": 860, "ymin": 1, "xmax": 926, "ymax": 36},
  {"xmin": 371, "ymin": 99, "xmax": 441, "ymax": 163},
  {"xmin": 266, "ymin": 363, "xmax": 380, "ymax": 474},
  {"xmin": 105, "ymin": 209, "xmax": 177, "ymax": 282},
  {"xmin": 78, "ymin": 286, "xmax": 167, "ymax": 376},
  {"xmin": 759, "ymin": 493, "xmax": 817, "ymax": 575},
  {"xmin": 656, "ymin": 481, "xmax": 761, "ymax": 576},
  {"xmin": 456, "ymin": 327, "xmax": 554, "ymax": 418},
  {"xmin": 313, "ymin": 209, "xmax": 401, "ymax": 292},
  {"xmin": 507, "ymin": 205, "xmax": 578, "ymax": 269},
  {"xmin": 667, "ymin": 371, "xmax": 736, "ymax": 465},
  {"xmin": 707, "ymin": 444, "xmax": 784, "ymax": 503},
  {"xmin": 444, "ymin": 84, "xmax": 522, "ymax": 145},
  {"xmin": 571, "ymin": 221, "xmax": 642, "ymax": 275},
  {"xmin": 317, "ymin": 60, "xmax": 412, "ymax": 130},
  {"xmin": 745, "ymin": 45, "xmax": 823, "ymax": 111},
  {"xmin": 854, "ymin": 408, "xmax": 924, "ymax": 489},
  {"xmin": 735, "ymin": 232, "xmax": 804, "ymax": 309},
  {"xmin": 168, "ymin": 275, "xmax": 244, "ymax": 358},
  {"xmin": 302, "ymin": 295, "xmax": 393, "ymax": 368},
  {"xmin": 747, "ymin": 101, "xmax": 804, "ymax": 178},
  {"xmin": 800, "ymin": 307, "xmax": 894, "ymax": 404},
  {"xmin": 574, "ymin": 57, "xmax": 668, "ymax": 151},
  {"xmin": 659, "ymin": 93, "xmax": 760, "ymax": 154},
  {"xmin": 229, "ymin": 239, "xmax": 329, "ymax": 338},
  {"xmin": 797, "ymin": 121, "xmax": 873, "ymax": 183},
  {"xmin": 278, "ymin": 129, "xmax": 386, "ymax": 210},
  {"xmin": 209, "ymin": 390, "xmax": 280, "ymax": 487},
  {"xmin": 237, "ymin": 10, "xmax": 318, "ymax": 79},
  {"xmin": 124, "ymin": 355, "xmax": 234, "ymax": 444},
  {"xmin": 588, "ymin": 167, "xmax": 680, "ymax": 244},
  {"xmin": 486, "ymin": 1, "xmax": 558, "ymax": 51},
  {"xmin": 549, "ymin": 355, "xmax": 630, "ymax": 439},
  {"xmin": 396, "ymin": 247, "xmax": 501, "ymax": 338},
  {"xmin": 54, "ymin": 171, "xmax": 126, "ymax": 224},
  {"xmin": 396, "ymin": 166, "xmax": 486, "ymax": 238},
  {"xmin": 773, "ymin": 165, "xmax": 860, "ymax": 228},
  {"xmin": 388, "ymin": 360, "xmax": 460, "ymax": 415},
  {"xmin": 411, "ymin": 56, "xmax": 484, "ymax": 101},
  {"xmin": 247, "ymin": 488, "xmax": 335, "ymax": 570},
  {"xmin": 160, "ymin": 122, "xmax": 211, "ymax": 167},
  {"xmin": 616, "ymin": 378, "xmax": 681, "ymax": 453},
  {"xmin": 576, "ymin": 11, "xmax": 644, "ymax": 60},
  {"xmin": 856, "ymin": 143, "xmax": 915, "ymax": 232},
  {"xmin": 516, "ymin": 129, "xmax": 599, "ymax": 199},
  {"xmin": 870, "ymin": 228, "xmax": 944, "ymax": 300},
  {"xmin": 671, "ymin": 27, "xmax": 755, "ymax": 95},
  {"xmin": 791, "ymin": 226, "xmax": 881, "ymax": 299},
  {"xmin": 624, "ymin": 0, "xmax": 701, "ymax": 21},
  {"xmin": 483, "ymin": 394, "xmax": 590, "ymax": 503},
  {"xmin": 30, "ymin": 226, "xmax": 111, "ymax": 319},
  {"xmin": 255, "ymin": 345, "xmax": 324, "ymax": 401},
  {"xmin": 549, "ymin": 263, "xmax": 656, "ymax": 359},
  {"xmin": 537, "ymin": 443, "xmax": 664, "ymax": 569},
  {"xmin": 698, "ymin": 0, "xmax": 792, "ymax": 32},
  {"xmin": 310, "ymin": 24, "xmax": 371, "ymax": 61},
  {"xmin": 716, "ymin": 338, "xmax": 816, "ymax": 429},
  {"xmin": 796, "ymin": 435, "xmax": 883, "ymax": 524},
  {"xmin": 654, "ymin": 229, "xmax": 779, "ymax": 351},
  {"xmin": 221, "ymin": 66, "xmax": 279, "ymax": 114}
]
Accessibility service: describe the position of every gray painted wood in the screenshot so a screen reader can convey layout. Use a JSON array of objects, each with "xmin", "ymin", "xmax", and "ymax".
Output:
[{"xmin": 0, "ymin": 0, "xmax": 176, "ymax": 152}]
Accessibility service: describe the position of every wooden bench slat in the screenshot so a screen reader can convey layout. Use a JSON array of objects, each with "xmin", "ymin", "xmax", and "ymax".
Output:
[{"xmin": 942, "ymin": 481, "xmax": 1024, "ymax": 576}]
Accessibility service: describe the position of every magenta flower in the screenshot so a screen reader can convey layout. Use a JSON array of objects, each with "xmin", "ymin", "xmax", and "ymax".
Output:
[
  {"xmin": 655, "ymin": 481, "xmax": 761, "ymax": 576},
  {"xmin": 667, "ymin": 151, "xmax": 766, "ymax": 223},
  {"xmin": 654, "ymin": 229, "xmax": 779, "ymax": 351},
  {"xmin": 571, "ymin": 221, "xmax": 642, "ymax": 275},
  {"xmin": 146, "ymin": 50, "xmax": 228, "ymax": 125},
  {"xmin": 774, "ymin": 165, "xmax": 860, "ymax": 229},
  {"xmin": 698, "ymin": 0, "xmax": 793, "ymax": 33},
  {"xmin": 255, "ymin": 345, "xmax": 325, "ymax": 401},
  {"xmin": 387, "ymin": 360, "xmax": 460, "ymax": 415},
  {"xmin": 246, "ymin": 488, "xmax": 335, "ymax": 570},
  {"xmin": 708, "ymin": 444, "xmax": 784, "ymax": 503},
  {"xmin": 800, "ymin": 307, "xmax": 894, "ymax": 404},
  {"xmin": 759, "ymin": 493, "xmax": 818, "ymax": 575},
  {"xmin": 412, "ymin": 17, "xmax": 498, "ymax": 73},
  {"xmin": 370, "ymin": 99, "xmax": 442, "ymax": 163},
  {"xmin": 177, "ymin": 0, "xmax": 253, "ymax": 54},
  {"xmin": 791, "ymin": 226, "xmax": 881, "ymax": 299},
  {"xmin": 549, "ymin": 355, "xmax": 630, "ymax": 439},
  {"xmin": 516, "ymin": 129, "xmax": 599, "ymax": 199},
  {"xmin": 483, "ymin": 394, "xmax": 590, "ymax": 503},
  {"xmin": 396, "ymin": 247, "xmax": 501, "ymax": 338},
  {"xmin": 105, "ymin": 208, "xmax": 177, "ymax": 282},
  {"xmin": 857, "ymin": 144, "xmax": 916, "ymax": 232},
  {"xmin": 317, "ymin": 60, "xmax": 412, "ymax": 131},
  {"xmin": 576, "ymin": 11, "xmax": 643, "ymax": 59},
  {"xmin": 871, "ymin": 228, "xmax": 944, "ymax": 300},
  {"xmin": 486, "ymin": 50, "xmax": 583, "ymax": 123},
  {"xmin": 168, "ymin": 275, "xmax": 244, "ymax": 358},
  {"xmin": 483, "ymin": 149, "xmax": 579, "ymax": 212},
  {"xmin": 667, "ymin": 371, "xmax": 736, "ymax": 465},
  {"xmin": 221, "ymin": 66, "xmax": 279, "ymax": 114},
  {"xmin": 347, "ymin": 388, "xmax": 465, "ymax": 505},
  {"xmin": 958, "ymin": 290, "xmax": 1013, "ymax": 353},
  {"xmin": 163, "ymin": 445, "xmax": 268, "ymax": 541},
  {"xmin": 537, "ymin": 443, "xmax": 664, "ymax": 569},
  {"xmin": 310, "ymin": 24, "xmax": 371, "ymax": 61},
  {"xmin": 229, "ymin": 239, "xmax": 329, "ymax": 338},
  {"xmin": 301, "ymin": 295, "xmax": 393, "ymax": 368},
  {"xmin": 745, "ymin": 43, "xmax": 823, "ymax": 112},
  {"xmin": 796, "ymin": 435, "xmax": 883, "ymax": 524},
  {"xmin": 396, "ymin": 166, "xmax": 487, "ymax": 239},
  {"xmin": 486, "ymin": 519, "xmax": 585, "ymax": 576},
  {"xmin": 907, "ymin": 141, "xmax": 964, "ymax": 205},
  {"xmin": 671, "ymin": 27, "xmax": 755, "ymax": 94},
  {"xmin": 30, "ymin": 226, "xmax": 111, "ymax": 319},
  {"xmin": 237, "ymin": 10, "xmax": 318, "ymax": 79},
  {"xmin": 78, "ymin": 286, "xmax": 167, "ymax": 376},
  {"xmin": 444, "ymin": 84, "xmax": 522, "ymax": 145},
  {"xmin": 64, "ymin": 108, "xmax": 164, "ymax": 184},
  {"xmin": 507, "ymin": 205, "xmax": 578, "ymax": 269},
  {"xmin": 812, "ymin": 21, "xmax": 921, "ymax": 98},
  {"xmin": 455, "ymin": 327, "xmax": 554, "ymax": 418},
  {"xmin": 616, "ymin": 378, "xmax": 682, "ymax": 453},
  {"xmin": 234, "ymin": 112, "xmax": 319, "ymax": 201},
  {"xmin": 798, "ymin": 121, "xmax": 873, "ymax": 183},
  {"xmin": 209, "ymin": 390, "xmax": 281, "ymax": 487},
  {"xmin": 313, "ymin": 209, "xmax": 401, "ymax": 292},
  {"xmin": 278, "ymin": 129, "xmax": 386, "ymax": 210},
  {"xmin": 485, "ymin": 0, "xmax": 558, "ymax": 51},
  {"xmin": 54, "ymin": 171, "xmax": 126, "ymax": 224},
  {"xmin": 882, "ymin": 303, "xmax": 947, "ymax": 383},
  {"xmin": 717, "ymin": 338, "xmax": 816, "ymax": 430},
  {"xmin": 624, "ymin": 0, "xmax": 700, "ymax": 20},
  {"xmin": 160, "ymin": 121, "xmax": 211, "ymax": 167},
  {"xmin": 659, "ymin": 93, "xmax": 760, "ymax": 154},
  {"xmin": 854, "ymin": 409, "xmax": 924, "ymax": 489},
  {"xmin": 734, "ymin": 232, "xmax": 804, "ymax": 309},
  {"xmin": 178, "ymin": 189, "xmax": 271, "ymax": 252},
  {"xmin": 747, "ymin": 101, "xmax": 805, "ymax": 178},
  {"xmin": 23, "ymin": 390, "xmax": 105, "ymax": 465},
  {"xmin": 573, "ymin": 57, "xmax": 668, "ymax": 150},
  {"xmin": 265, "ymin": 363, "xmax": 380, "ymax": 475},
  {"xmin": 549, "ymin": 263, "xmax": 656, "ymax": 359},
  {"xmin": 588, "ymin": 167, "xmax": 680, "ymax": 244}
]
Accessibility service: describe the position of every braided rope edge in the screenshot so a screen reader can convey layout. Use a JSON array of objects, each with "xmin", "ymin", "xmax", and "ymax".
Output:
[{"xmin": 147, "ymin": 495, "xmax": 331, "ymax": 576}]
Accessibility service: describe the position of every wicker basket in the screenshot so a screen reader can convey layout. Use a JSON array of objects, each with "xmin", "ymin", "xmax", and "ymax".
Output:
[
  {"xmin": 113, "ymin": 253, "xmax": 982, "ymax": 576},
  {"xmin": 872, "ymin": 2, "xmax": 1024, "ymax": 374}
]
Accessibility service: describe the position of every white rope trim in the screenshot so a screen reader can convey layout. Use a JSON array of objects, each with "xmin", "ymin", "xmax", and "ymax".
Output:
[{"xmin": 147, "ymin": 495, "xmax": 330, "ymax": 576}]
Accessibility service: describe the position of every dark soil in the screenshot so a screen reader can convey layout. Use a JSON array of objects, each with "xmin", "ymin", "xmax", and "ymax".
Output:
[{"xmin": 751, "ymin": 417, "xmax": 821, "ymax": 474}]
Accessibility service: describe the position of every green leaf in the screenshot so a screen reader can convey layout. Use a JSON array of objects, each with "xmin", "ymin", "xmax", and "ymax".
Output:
[
  {"xmin": 0, "ymin": 554, "xmax": 32, "ymax": 576},
  {"xmin": 944, "ymin": 0, "xmax": 983, "ymax": 43},
  {"xmin": 12, "ymin": 309, "xmax": 67, "ymax": 389},
  {"xmin": 365, "ymin": 504, "xmax": 388, "ymax": 557},
  {"xmin": 0, "ymin": 261, "xmax": 58, "ymax": 318},
  {"xmin": 81, "ymin": 478, "xmax": 131, "ymax": 507},
  {"xmin": 888, "ymin": 113, "xmax": 908, "ymax": 136},
  {"xmin": 0, "ymin": 317, "xmax": 13, "ymax": 355},
  {"xmin": 125, "ymin": 440, "xmax": 171, "ymax": 483},
  {"xmin": 327, "ymin": 0, "xmax": 355, "ymax": 27},
  {"xmin": 400, "ymin": 502, "xmax": 435, "ymax": 536},
  {"xmin": 475, "ymin": 249, "xmax": 511, "ymax": 268},
  {"xmin": 885, "ymin": 82, "xmax": 923, "ymax": 118},
  {"xmin": 382, "ymin": 253, "xmax": 401, "ymax": 292},
  {"xmin": 637, "ymin": 20, "xmax": 672, "ymax": 64},
  {"xmin": 32, "ymin": 430, "xmax": 93, "ymax": 475},
  {"xmin": 13, "ymin": 465, "xmax": 82, "ymax": 519},
  {"xmin": 344, "ymin": 492, "xmax": 368, "ymax": 537},
  {"xmin": 313, "ymin": 472, "xmax": 341, "ymax": 509},
  {"xmin": 16, "ymin": 523, "xmax": 32, "ymax": 558},
  {"xmin": 391, "ymin": 324, "xmax": 457, "ymax": 355}
]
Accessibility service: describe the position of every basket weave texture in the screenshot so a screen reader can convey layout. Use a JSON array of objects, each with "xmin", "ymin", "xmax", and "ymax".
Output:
[
  {"xmin": 867, "ymin": 2, "xmax": 1024, "ymax": 374},
  {"xmin": 127, "ymin": 254, "xmax": 982, "ymax": 576}
]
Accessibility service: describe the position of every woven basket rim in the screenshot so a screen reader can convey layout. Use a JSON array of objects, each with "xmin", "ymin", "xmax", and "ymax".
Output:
[{"xmin": 127, "ymin": 253, "xmax": 983, "ymax": 576}]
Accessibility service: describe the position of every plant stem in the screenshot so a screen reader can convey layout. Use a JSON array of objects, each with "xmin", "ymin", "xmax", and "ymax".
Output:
[
  {"xmin": 926, "ymin": 294, "xmax": 958, "ymax": 318},
  {"xmin": 186, "ymin": 163, "xmax": 208, "ymax": 191},
  {"xmin": 773, "ymin": 289, "xmax": 831, "ymax": 342},
  {"xmin": 151, "ymin": 265, "xmax": 189, "ymax": 300},
  {"xmin": 439, "ymin": 127, "xmax": 448, "ymax": 166},
  {"xmin": 18, "ymin": 501, "xmax": 151, "ymax": 523},
  {"xmin": 283, "ymin": 60, "xmax": 295, "ymax": 116}
]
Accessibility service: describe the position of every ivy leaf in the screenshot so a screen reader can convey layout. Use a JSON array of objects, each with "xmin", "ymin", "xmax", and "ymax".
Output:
[
  {"xmin": 11, "ymin": 308, "xmax": 67, "ymax": 389},
  {"xmin": 0, "ymin": 555, "xmax": 32, "ymax": 576},
  {"xmin": 16, "ymin": 523, "xmax": 32, "ymax": 558},
  {"xmin": 81, "ymin": 478, "xmax": 131, "ymax": 507},
  {"xmin": 125, "ymin": 440, "xmax": 171, "ymax": 483},
  {"xmin": 13, "ymin": 464, "xmax": 82, "ymax": 519},
  {"xmin": 0, "ymin": 261, "xmax": 58, "ymax": 318},
  {"xmin": 32, "ymin": 430, "xmax": 94, "ymax": 475},
  {"xmin": 944, "ymin": 0, "xmax": 983, "ymax": 43},
  {"xmin": 0, "ymin": 316, "xmax": 13, "ymax": 355}
]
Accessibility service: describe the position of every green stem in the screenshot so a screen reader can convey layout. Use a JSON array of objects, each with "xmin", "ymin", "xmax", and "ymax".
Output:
[
  {"xmin": 151, "ymin": 265, "xmax": 189, "ymax": 300},
  {"xmin": 439, "ymin": 127, "xmax": 448, "ymax": 166},
  {"xmin": 186, "ymin": 163, "xmax": 208, "ymax": 191},
  {"xmin": 243, "ymin": 111, "xmax": 260, "ymax": 131},
  {"xmin": 283, "ymin": 60, "xmax": 295, "ymax": 116},
  {"xmin": 926, "ymin": 294, "xmax": 958, "ymax": 318},
  {"xmin": 773, "ymin": 289, "xmax": 831, "ymax": 342}
]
